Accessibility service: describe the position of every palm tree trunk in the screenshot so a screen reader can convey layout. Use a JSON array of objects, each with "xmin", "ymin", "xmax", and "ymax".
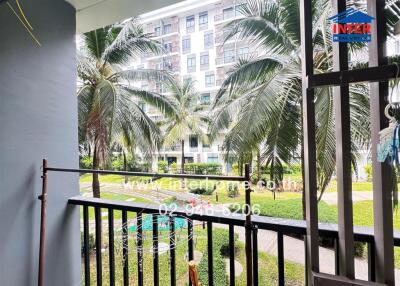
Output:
[
  {"xmin": 181, "ymin": 139, "xmax": 185, "ymax": 174},
  {"xmin": 123, "ymin": 150, "xmax": 128, "ymax": 184},
  {"xmin": 257, "ymin": 148, "xmax": 261, "ymax": 181},
  {"xmin": 92, "ymin": 145, "xmax": 101, "ymax": 198}
]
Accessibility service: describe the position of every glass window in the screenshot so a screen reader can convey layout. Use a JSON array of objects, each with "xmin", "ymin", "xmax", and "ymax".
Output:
[
  {"xmin": 164, "ymin": 42, "xmax": 173, "ymax": 53},
  {"xmin": 201, "ymin": 93, "xmax": 211, "ymax": 104},
  {"xmin": 186, "ymin": 15, "xmax": 195, "ymax": 32},
  {"xmin": 154, "ymin": 27, "xmax": 161, "ymax": 36},
  {"xmin": 207, "ymin": 154, "xmax": 219, "ymax": 163},
  {"xmin": 205, "ymin": 73, "xmax": 215, "ymax": 87},
  {"xmin": 163, "ymin": 24, "xmax": 172, "ymax": 34},
  {"xmin": 224, "ymin": 49, "xmax": 235, "ymax": 63},
  {"xmin": 199, "ymin": 11, "xmax": 208, "ymax": 25},
  {"xmin": 187, "ymin": 55, "xmax": 196, "ymax": 72},
  {"xmin": 189, "ymin": 135, "xmax": 198, "ymax": 148},
  {"xmin": 237, "ymin": 47, "xmax": 249, "ymax": 58},
  {"xmin": 182, "ymin": 38, "xmax": 191, "ymax": 52},
  {"xmin": 200, "ymin": 53, "xmax": 209, "ymax": 66},
  {"xmin": 223, "ymin": 7, "xmax": 234, "ymax": 20},
  {"xmin": 204, "ymin": 32, "xmax": 214, "ymax": 48}
]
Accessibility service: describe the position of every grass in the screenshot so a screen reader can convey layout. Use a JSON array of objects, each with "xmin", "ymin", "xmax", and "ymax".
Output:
[
  {"xmin": 79, "ymin": 192, "xmax": 153, "ymax": 220},
  {"xmin": 84, "ymin": 226, "xmax": 305, "ymax": 285}
]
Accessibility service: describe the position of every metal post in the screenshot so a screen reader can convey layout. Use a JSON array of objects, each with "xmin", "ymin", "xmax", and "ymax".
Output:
[
  {"xmin": 368, "ymin": 0, "xmax": 395, "ymax": 284},
  {"xmin": 244, "ymin": 163, "xmax": 253, "ymax": 286},
  {"xmin": 332, "ymin": 0, "xmax": 355, "ymax": 279},
  {"xmin": 38, "ymin": 159, "xmax": 48, "ymax": 286},
  {"xmin": 299, "ymin": 0, "xmax": 319, "ymax": 284}
]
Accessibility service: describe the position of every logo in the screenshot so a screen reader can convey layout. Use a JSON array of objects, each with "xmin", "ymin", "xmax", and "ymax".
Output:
[{"xmin": 328, "ymin": 8, "xmax": 375, "ymax": 42}]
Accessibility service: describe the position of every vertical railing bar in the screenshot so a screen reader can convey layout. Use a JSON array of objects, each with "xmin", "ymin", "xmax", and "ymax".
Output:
[
  {"xmin": 137, "ymin": 213, "xmax": 143, "ymax": 286},
  {"xmin": 188, "ymin": 218, "xmax": 194, "ymax": 286},
  {"xmin": 332, "ymin": 0, "xmax": 355, "ymax": 279},
  {"xmin": 368, "ymin": 242, "xmax": 376, "ymax": 282},
  {"xmin": 95, "ymin": 207, "xmax": 102, "ymax": 286},
  {"xmin": 334, "ymin": 238, "xmax": 340, "ymax": 276},
  {"xmin": 252, "ymin": 226, "xmax": 259, "ymax": 286},
  {"xmin": 108, "ymin": 209, "xmax": 115, "ymax": 286},
  {"xmin": 170, "ymin": 215, "xmax": 176, "ymax": 286},
  {"xmin": 83, "ymin": 205, "xmax": 90, "ymax": 286},
  {"xmin": 153, "ymin": 214, "xmax": 159, "ymax": 286},
  {"xmin": 122, "ymin": 210, "xmax": 129, "ymax": 286},
  {"xmin": 277, "ymin": 232, "xmax": 285, "ymax": 286},
  {"xmin": 207, "ymin": 221, "xmax": 214, "ymax": 286},
  {"xmin": 299, "ymin": 0, "xmax": 319, "ymax": 283},
  {"xmin": 244, "ymin": 164, "xmax": 253, "ymax": 286},
  {"xmin": 229, "ymin": 225, "xmax": 235, "ymax": 286}
]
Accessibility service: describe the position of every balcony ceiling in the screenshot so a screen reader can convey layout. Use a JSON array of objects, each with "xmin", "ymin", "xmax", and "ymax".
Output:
[{"xmin": 66, "ymin": 0, "xmax": 183, "ymax": 33}]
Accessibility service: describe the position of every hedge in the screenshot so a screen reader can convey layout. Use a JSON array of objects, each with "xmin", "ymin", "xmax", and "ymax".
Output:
[{"xmin": 198, "ymin": 229, "xmax": 230, "ymax": 286}]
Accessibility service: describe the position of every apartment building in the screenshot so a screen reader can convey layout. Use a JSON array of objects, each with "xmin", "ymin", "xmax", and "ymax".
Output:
[{"xmin": 132, "ymin": 0, "xmax": 257, "ymax": 172}]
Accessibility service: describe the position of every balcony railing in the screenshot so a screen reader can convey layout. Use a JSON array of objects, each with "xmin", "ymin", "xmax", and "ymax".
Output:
[
  {"xmin": 40, "ymin": 165, "xmax": 400, "ymax": 286},
  {"xmin": 67, "ymin": 195, "xmax": 400, "ymax": 286}
]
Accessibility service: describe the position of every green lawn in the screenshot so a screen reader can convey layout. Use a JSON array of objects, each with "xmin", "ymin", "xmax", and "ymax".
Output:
[
  {"xmin": 84, "ymin": 227, "xmax": 305, "ymax": 285},
  {"xmin": 79, "ymin": 192, "xmax": 153, "ymax": 220}
]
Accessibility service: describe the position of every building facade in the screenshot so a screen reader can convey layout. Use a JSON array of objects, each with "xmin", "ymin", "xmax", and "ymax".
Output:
[{"xmin": 132, "ymin": 0, "xmax": 256, "ymax": 172}]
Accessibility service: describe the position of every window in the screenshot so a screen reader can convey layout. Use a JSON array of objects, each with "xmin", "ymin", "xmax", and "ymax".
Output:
[
  {"xmin": 201, "ymin": 93, "xmax": 211, "ymax": 105},
  {"xmin": 203, "ymin": 136, "xmax": 211, "ymax": 148},
  {"xmin": 200, "ymin": 52, "xmax": 209, "ymax": 69},
  {"xmin": 186, "ymin": 15, "xmax": 195, "ymax": 32},
  {"xmin": 204, "ymin": 32, "xmax": 214, "ymax": 48},
  {"xmin": 224, "ymin": 49, "xmax": 235, "ymax": 63},
  {"xmin": 205, "ymin": 72, "xmax": 215, "ymax": 87},
  {"xmin": 182, "ymin": 37, "xmax": 191, "ymax": 53},
  {"xmin": 237, "ymin": 47, "xmax": 249, "ymax": 58},
  {"xmin": 189, "ymin": 135, "xmax": 199, "ymax": 148},
  {"xmin": 155, "ymin": 82, "xmax": 163, "ymax": 93},
  {"xmin": 199, "ymin": 11, "xmax": 208, "ymax": 28},
  {"xmin": 207, "ymin": 154, "xmax": 219, "ymax": 163},
  {"xmin": 163, "ymin": 24, "xmax": 172, "ymax": 34},
  {"xmin": 223, "ymin": 7, "xmax": 234, "ymax": 20},
  {"xmin": 154, "ymin": 26, "xmax": 161, "ymax": 36},
  {"xmin": 164, "ymin": 42, "xmax": 173, "ymax": 53},
  {"xmin": 187, "ymin": 55, "xmax": 196, "ymax": 73}
]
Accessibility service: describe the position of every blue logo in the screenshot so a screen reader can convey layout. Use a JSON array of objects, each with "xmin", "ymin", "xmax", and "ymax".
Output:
[{"xmin": 328, "ymin": 8, "xmax": 375, "ymax": 42}]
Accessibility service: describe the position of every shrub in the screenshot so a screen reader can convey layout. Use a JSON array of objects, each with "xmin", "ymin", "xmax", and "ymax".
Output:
[
  {"xmin": 80, "ymin": 156, "xmax": 93, "ymax": 169},
  {"xmin": 364, "ymin": 164, "xmax": 372, "ymax": 182},
  {"xmin": 158, "ymin": 160, "xmax": 168, "ymax": 173},
  {"xmin": 184, "ymin": 163, "xmax": 222, "ymax": 175},
  {"xmin": 198, "ymin": 229, "xmax": 229, "ymax": 286},
  {"xmin": 81, "ymin": 232, "xmax": 95, "ymax": 255},
  {"xmin": 111, "ymin": 156, "xmax": 124, "ymax": 171},
  {"xmin": 189, "ymin": 182, "xmax": 216, "ymax": 195},
  {"xmin": 354, "ymin": 241, "xmax": 366, "ymax": 257},
  {"xmin": 227, "ymin": 183, "xmax": 239, "ymax": 198},
  {"xmin": 170, "ymin": 162, "xmax": 178, "ymax": 173}
]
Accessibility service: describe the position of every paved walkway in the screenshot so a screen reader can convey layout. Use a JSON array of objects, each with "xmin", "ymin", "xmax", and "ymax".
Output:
[
  {"xmin": 215, "ymin": 224, "xmax": 400, "ymax": 284},
  {"xmin": 321, "ymin": 191, "xmax": 373, "ymax": 205}
]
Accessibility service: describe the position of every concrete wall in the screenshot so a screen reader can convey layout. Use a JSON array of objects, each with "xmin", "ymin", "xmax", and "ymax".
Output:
[{"xmin": 0, "ymin": 0, "xmax": 80, "ymax": 285}]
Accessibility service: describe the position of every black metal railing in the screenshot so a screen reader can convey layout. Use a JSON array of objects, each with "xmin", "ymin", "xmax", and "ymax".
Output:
[
  {"xmin": 69, "ymin": 196, "xmax": 400, "ymax": 286},
  {"xmin": 41, "ymin": 164, "xmax": 400, "ymax": 285}
]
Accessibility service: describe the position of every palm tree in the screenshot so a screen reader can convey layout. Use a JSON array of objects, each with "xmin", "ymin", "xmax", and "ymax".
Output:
[
  {"xmin": 162, "ymin": 78, "xmax": 209, "ymax": 173},
  {"xmin": 210, "ymin": 0, "xmax": 371, "ymax": 201},
  {"xmin": 78, "ymin": 20, "xmax": 176, "ymax": 197}
]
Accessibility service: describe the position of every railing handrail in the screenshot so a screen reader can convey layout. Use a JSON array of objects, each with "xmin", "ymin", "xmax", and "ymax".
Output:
[
  {"xmin": 46, "ymin": 167, "xmax": 246, "ymax": 181},
  {"xmin": 68, "ymin": 196, "xmax": 400, "ymax": 245}
]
